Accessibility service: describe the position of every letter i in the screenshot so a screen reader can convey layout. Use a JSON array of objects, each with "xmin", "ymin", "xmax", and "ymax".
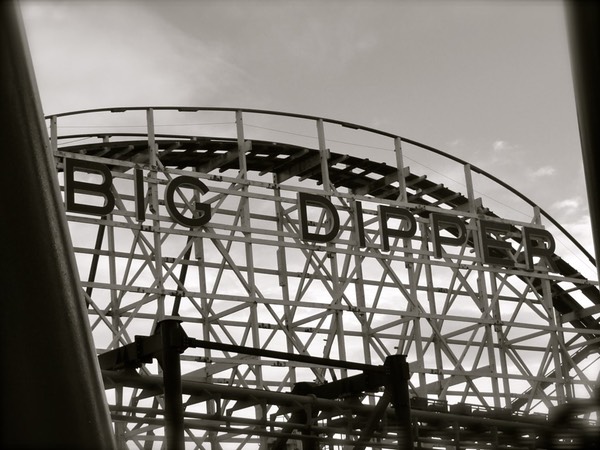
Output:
[
  {"xmin": 355, "ymin": 201, "xmax": 366, "ymax": 248},
  {"xmin": 134, "ymin": 168, "xmax": 146, "ymax": 221}
]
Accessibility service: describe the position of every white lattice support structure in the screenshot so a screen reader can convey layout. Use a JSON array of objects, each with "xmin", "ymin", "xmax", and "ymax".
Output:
[{"xmin": 48, "ymin": 107, "xmax": 599, "ymax": 449}]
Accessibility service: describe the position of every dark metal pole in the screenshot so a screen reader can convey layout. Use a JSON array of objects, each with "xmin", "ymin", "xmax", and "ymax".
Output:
[
  {"xmin": 158, "ymin": 320, "xmax": 186, "ymax": 450},
  {"xmin": 566, "ymin": 0, "xmax": 600, "ymax": 283},
  {"xmin": 384, "ymin": 355, "xmax": 413, "ymax": 450},
  {"xmin": 0, "ymin": 2, "xmax": 115, "ymax": 448},
  {"xmin": 353, "ymin": 391, "xmax": 393, "ymax": 450}
]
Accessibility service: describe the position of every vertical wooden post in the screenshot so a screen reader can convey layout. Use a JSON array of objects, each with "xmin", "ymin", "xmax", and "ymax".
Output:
[{"xmin": 394, "ymin": 137, "xmax": 408, "ymax": 203}]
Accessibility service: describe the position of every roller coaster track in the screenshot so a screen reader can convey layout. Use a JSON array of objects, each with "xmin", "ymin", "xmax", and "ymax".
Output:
[{"xmin": 49, "ymin": 107, "xmax": 600, "ymax": 448}]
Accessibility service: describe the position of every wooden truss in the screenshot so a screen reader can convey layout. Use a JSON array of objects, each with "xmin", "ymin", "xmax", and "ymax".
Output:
[{"xmin": 49, "ymin": 107, "xmax": 599, "ymax": 449}]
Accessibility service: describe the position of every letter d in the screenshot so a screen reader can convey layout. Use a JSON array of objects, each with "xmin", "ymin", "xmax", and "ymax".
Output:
[{"xmin": 298, "ymin": 193, "xmax": 340, "ymax": 242}]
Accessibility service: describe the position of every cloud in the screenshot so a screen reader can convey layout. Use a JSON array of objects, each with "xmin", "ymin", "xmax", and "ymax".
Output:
[
  {"xmin": 551, "ymin": 213, "xmax": 596, "ymax": 279},
  {"xmin": 531, "ymin": 165, "xmax": 555, "ymax": 177},
  {"xmin": 280, "ymin": 7, "xmax": 379, "ymax": 69},
  {"xmin": 551, "ymin": 197, "xmax": 581, "ymax": 212},
  {"xmin": 492, "ymin": 140, "xmax": 517, "ymax": 152},
  {"xmin": 447, "ymin": 138, "xmax": 464, "ymax": 147},
  {"xmin": 22, "ymin": 3, "xmax": 247, "ymax": 113}
]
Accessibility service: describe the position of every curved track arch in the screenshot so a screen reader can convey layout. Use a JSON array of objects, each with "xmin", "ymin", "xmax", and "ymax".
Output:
[{"xmin": 49, "ymin": 107, "xmax": 599, "ymax": 449}]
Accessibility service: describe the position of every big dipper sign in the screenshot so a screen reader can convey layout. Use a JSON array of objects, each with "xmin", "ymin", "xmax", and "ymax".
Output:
[{"xmin": 64, "ymin": 157, "xmax": 559, "ymax": 274}]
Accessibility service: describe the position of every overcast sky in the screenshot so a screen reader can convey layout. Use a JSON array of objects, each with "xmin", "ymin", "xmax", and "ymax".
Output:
[{"xmin": 20, "ymin": 0, "xmax": 597, "ymax": 279}]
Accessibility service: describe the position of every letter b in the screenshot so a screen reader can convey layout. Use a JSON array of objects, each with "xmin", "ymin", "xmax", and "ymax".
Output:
[{"xmin": 64, "ymin": 158, "xmax": 115, "ymax": 216}]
